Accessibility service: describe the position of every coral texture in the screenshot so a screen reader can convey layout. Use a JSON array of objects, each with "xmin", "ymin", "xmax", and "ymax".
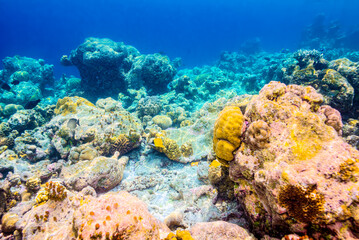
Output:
[
  {"xmin": 224, "ymin": 81, "xmax": 359, "ymax": 238},
  {"xmin": 213, "ymin": 106, "xmax": 245, "ymax": 162}
]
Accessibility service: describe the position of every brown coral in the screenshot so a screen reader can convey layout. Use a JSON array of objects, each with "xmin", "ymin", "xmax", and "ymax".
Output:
[
  {"xmin": 180, "ymin": 142, "xmax": 193, "ymax": 157},
  {"xmin": 245, "ymin": 120, "xmax": 270, "ymax": 148},
  {"xmin": 318, "ymin": 105, "xmax": 343, "ymax": 136},
  {"xmin": 159, "ymin": 137, "xmax": 182, "ymax": 161},
  {"xmin": 278, "ymin": 184, "xmax": 325, "ymax": 223}
]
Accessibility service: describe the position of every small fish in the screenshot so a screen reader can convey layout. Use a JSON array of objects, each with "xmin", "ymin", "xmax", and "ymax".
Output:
[
  {"xmin": 67, "ymin": 118, "xmax": 80, "ymax": 130},
  {"xmin": 11, "ymin": 80, "xmax": 20, "ymax": 85},
  {"xmin": 264, "ymin": 57, "xmax": 270, "ymax": 61},
  {"xmin": 190, "ymin": 162, "xmax": 199, "ymax": 167},
  {"xmin": 24, "ymin": 99, "xmax": 41, "ymax": 109},
  {"xmin": 153, "ymin": 138, "xmax": 164, "ymax": 148},
  {"xmin": 1, "ymin": 82, "xmax": 11, "ymax": 91}
]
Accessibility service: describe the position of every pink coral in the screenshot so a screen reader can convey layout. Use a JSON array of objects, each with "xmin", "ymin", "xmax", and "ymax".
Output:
[
  {"xmin": 318, "ymin": 105, "xmax": 343, "ymax": 136},
  {"xmin": 227, "ymin": 81, "xmax": 359, "ymax": 238}
]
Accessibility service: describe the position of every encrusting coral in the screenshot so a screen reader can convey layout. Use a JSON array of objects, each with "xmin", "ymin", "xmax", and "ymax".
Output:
[
  {"xmin": 278, "ymin": 184, "xmax": 325, "ymax": 223},
  {"xmin": 163, "ymin": 229, "xmax": 194, "ymax": 240},
  {"xmin": 54, "ymin": 96, "xmax": 95, "ymax": 115}
]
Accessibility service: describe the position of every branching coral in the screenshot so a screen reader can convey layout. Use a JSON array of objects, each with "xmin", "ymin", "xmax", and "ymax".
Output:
[
  {"xmin": 278, "ymin": 184, "xmax": 325, "ymax": 223},
  {"xmin": 213, "ymin": 106, "xmax": 245, "ymax": 162}
]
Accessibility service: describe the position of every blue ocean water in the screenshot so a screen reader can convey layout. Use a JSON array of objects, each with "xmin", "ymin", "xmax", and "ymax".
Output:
[{"xmin": 1, "ymin": 0, "xmax": 358, "ymax": 77}]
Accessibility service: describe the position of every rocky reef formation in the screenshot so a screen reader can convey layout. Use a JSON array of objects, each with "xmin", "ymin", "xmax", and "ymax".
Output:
[
  {"xmin": 279, "ymin": 49, "xmax": 359, "ymax": 114},
  {"xmin": 2, "ymin": 36, "xmax": 359, "ymax": 239},
  {"xmin": 212, "ymin": 81, "xmax": 359, "ymax": 239},
  {"xmin": 62, "ymin": 37, "xmax": 177, "ymax": 97}
]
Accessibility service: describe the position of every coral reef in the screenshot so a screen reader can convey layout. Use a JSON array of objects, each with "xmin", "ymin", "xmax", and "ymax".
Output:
[
  {"xmin": 136, "ymin": 96, "xmax": 163, "ymax": 119},
  {"xmin": 279, "ymin": 50, "xmax": 359, "ymax": 113},
  {"xmin": 2, "ymin": 36, "xmax": 359, "ymax": 240},
  {"xmin": 14, "ymin": 191, "xmax": 171, "ymax": 240},
  {"xmin": 223, "ymin": 81, "xmax": 359, "ymax": 238}
]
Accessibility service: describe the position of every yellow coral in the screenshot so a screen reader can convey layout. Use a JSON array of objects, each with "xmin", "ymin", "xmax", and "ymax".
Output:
[
  {"xmin": 288, "ymin": 111, "xmax": 334, "ymax": 161},
  {"xmin": 180, "ymin": 142, "xmax": 193, "ymax": 157},
  {"xmin": 154, "ymin": 137, "xmax": 182, "ymax": 161},
  {"xmin": 54, "ymin": 96, "xmax": 95, "ymax": 115},
  {"xmin": 163, "ymin": 230, "xmax": 194, "ymax": 240},
  {"xmin": 213, "ymin": 106, "xmax": 245, "ymax": 161},
  {"xmin": 336, "ymin": 158, "xmax": 359, "ymax": 182},
  {"xmin": 209, "ymin": 159, "xmax": 221, "ymax": 168},
  {"xmin": 35, "ymin": 181, "xmax": 67, "ymax": 204}
]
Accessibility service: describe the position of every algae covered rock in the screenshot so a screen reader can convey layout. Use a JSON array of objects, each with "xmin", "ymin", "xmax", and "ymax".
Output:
[
  {"xmin": 280, "ymin": 50, "xmax": 355, "ymax": 112},
  {"xmin": 61, "ymin": 153, "xmax": 128, "ymax": 192},
  {"xmin": 189, "ymin": 221, "xmax": 256, "ymax": 240},
  {"xmin": 220, "ymin": 81, "xmax": 359, "ymax": 238},
  {"xmin": 64, "ymin": 37, "xmax": 139, "ymax": 95},
  {"xmin": 18, "ymin": 190, "xmax": 170, "ymax": 240},
  {"xmin": 126, "ymin": 53, "xmax": 177, "ymax": 93},
  {"xmin": 51, "ymin": 96, "xmax": 142, "ymax": 159}
]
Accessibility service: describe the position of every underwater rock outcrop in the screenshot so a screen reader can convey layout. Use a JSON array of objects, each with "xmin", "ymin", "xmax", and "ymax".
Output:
[
  {"xmin": 280, "ymin": 49, "xmax": 357, "ymax": 113},
  {"xmin": 61, "ymin": 153, "xmax": 128, "ymax": 192},
  {"xmin": 63, "ymin": 37, "xmax": 139, "ymax": 96},
  {"xmin": 213, "ymin": 81, "xmax": 359, "ymax": 239},
  {"xmin": 126, "ymin": 53, "xmax": 177, "ymax": 94},
  {"xmin": 63, "ymin": 37, "xmax": 177, "ymax": 97},
  {"xmin": 0, "ymin": 56, "xmax": 53, "ymax": 108},
  {"xmin": 0, "ymin": 56, "xmax": 54, "ymax": 90},
  {"xmin": 50, "ymin": 96, "xmax": 142, "ymax": 160},
  {"xmin": 13, "ymin": 190, "xmax": 171, "ymax": 239}
]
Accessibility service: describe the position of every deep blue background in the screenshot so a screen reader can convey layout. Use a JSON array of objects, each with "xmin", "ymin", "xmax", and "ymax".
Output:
[{"xmin": 0, "ymin": 0, "xmax": 358, "ymax": 78}]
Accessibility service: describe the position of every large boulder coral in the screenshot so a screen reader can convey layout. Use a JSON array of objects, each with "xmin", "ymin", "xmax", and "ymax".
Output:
[
  {"xmin": 63, "ymin": 37, "xmax": 140, "ymax": 96},
  {"xmin": 189, "ymin": 221, "xmax": 256, "ymax": 240},
  {"xmin": 126, "ymin": 53, "xmax": 177, "ymax": 94},
  {"xmin": 61, "ymin": 153, "xmax": 128, "ymax": 192},
  {"xmin": 217, "ymin": 81, "xmax": 359, "ymax": 238}
]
